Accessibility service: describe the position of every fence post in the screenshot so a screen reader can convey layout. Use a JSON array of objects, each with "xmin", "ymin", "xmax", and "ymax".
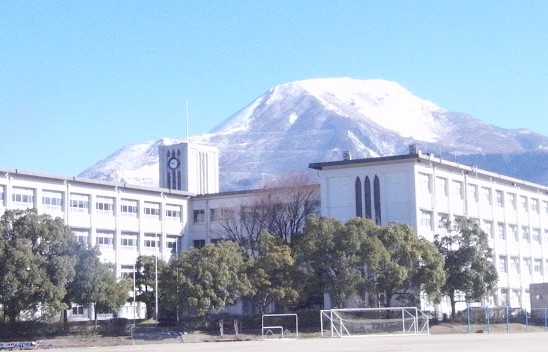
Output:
[
  {"xmin": 544, "ymin": 307, "xmax": 548, "ymax": 332},
  {"xmin": 506, "ymin": 306, "xmax": 510, "ymax": 334},
  {"xmin": 466, "ymin": 307, "xmax": 471, "ymax": 333}
]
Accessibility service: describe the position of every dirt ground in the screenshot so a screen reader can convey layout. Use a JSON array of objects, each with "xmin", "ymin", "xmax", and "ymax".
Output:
[{"xmin": 34, "ymin": 322, "xmax": 547, "ymax": 349}]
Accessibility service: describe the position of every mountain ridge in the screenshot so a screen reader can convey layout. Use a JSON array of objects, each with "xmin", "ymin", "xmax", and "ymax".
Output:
[{"xmin": 78, "ymin": 77, "xmax": 548, "ymax": 191}]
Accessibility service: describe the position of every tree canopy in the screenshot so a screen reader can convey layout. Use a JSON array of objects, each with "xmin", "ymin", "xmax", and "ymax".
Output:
[
  {"xmin": 247, "ymin": 231, "xmax": 299, "ymax": 314},
  {"xmin": 0, "ymin": 209, "xmax": 77, "ymax": 322},
  {"xmin": 173, "ymin": 241, "xmax": 253, "ymax": 316},
  {"xmin": 435, "ymin": 217, "xmax": 498, "ymax": 319},
  {"xmin": 65, "ymin": 245, "xmax": 131, "ymax": 325},
  {"xmin": 363, "ymin": 221, "xmax": 445, "ymax": 307},
  {"xmin": 294, "ymin": 216, "xmax": 445, "ymax": 309}
]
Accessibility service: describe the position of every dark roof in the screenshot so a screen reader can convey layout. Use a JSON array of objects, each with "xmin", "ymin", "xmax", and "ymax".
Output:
[{"xmin": 308, "ymin": 153, "xmax": 419, "ymax": 170}]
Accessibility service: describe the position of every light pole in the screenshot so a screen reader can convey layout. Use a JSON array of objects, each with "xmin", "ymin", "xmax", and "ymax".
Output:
[
  {"xmin": 133, "ymin": 267, "xmax": 136, "ymax": 326},
  {"xmin": 155, "ymin": 254, "xmax": 159, "ymax": 324}
]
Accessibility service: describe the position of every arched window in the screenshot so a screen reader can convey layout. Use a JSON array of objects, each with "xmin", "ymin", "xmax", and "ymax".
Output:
[
  {"xmin": 364, "ymin": 176, "xmax": 372, "ymax": 219},
  {"xmin": 355, "ymin": 177, "xmax": 363, "ymax": 217},
  {"xmin": 374, "ymin": 175, "xmax": 381, "ymax": 225}
]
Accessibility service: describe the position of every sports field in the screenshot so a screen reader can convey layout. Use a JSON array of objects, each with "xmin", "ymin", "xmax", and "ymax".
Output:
[{"xmin": 52, "ymin": 333, "xmax": 548, "ymax": 352}]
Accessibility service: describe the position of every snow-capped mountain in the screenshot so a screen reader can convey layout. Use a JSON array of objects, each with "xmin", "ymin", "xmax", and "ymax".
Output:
[{"xmin": 79, "ymin": 78, "xmax": 548, "ymax": 191}]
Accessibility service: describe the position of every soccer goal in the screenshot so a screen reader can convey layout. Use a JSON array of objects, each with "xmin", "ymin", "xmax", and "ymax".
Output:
[
  {"xmin": 261, "ymin": 313, "xmax": 299, "ymax": 339},
  {"xmin": 320, "ymin": 307, "xmax": 429, "ymax": 337}
]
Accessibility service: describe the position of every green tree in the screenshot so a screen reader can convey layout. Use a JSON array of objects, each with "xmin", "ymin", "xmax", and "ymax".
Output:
[
  {"xmin": 295, "ymin": 216, "xmax": 445, "ymax": 309},
  {"xmin": 434, "ymin": 217, "xmax": 498, "ymax": 319},
  {"xmin": 0, "ymin": 209, "xmax": 77, "ymax": 323},
  {"xmin": 174, "ymin": 241, "xmax": 252, "ymax": 317},
  {"xmin": 65, "ymin": 245, "xmax": 131, "ymax": 325},
  {"xmin": 294, "ymin": 216, "xmax": 365, "ymax": 308},
  {"xmin": 248, "ymin": 231, "xmax": 299, "ymax": 314},
  {"xmin": 135, "ymin": 255, "xmax": 167, "ymax": 319},
  {"xmin": 365, "ymin": 222, "xmax": 445, "ymax": 307}
]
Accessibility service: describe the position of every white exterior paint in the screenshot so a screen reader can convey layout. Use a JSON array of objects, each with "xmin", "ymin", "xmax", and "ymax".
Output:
[
  {"xmin": 159, "ymin": 142, "xmax": 219, "ymax": 194},
  {"xmin": 311, "ymin": 151, "xmax": 548, "ymax": 314}
]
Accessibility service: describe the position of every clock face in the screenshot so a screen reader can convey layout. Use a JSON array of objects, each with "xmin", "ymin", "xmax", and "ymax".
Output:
[{"xmin": 169, "ymin": 158, "xmax": 179, "ymax": 169}]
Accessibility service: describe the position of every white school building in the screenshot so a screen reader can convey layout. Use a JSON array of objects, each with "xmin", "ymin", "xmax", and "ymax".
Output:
[
  {"xmin": 2, "ymin": 141, "xmax": 548, "ymax": 318},
  {"xmin": 310, "ymin": 146, "xmax": 548, "ymax": 313}
]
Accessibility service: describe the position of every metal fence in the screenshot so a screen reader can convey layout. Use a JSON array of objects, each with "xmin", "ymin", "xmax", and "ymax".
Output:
[{"xmin": 451, "ymin": 307, "xmax": 548, "ymax": 333}]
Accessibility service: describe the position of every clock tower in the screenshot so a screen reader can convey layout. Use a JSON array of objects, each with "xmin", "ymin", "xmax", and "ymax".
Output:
[{"xmin": 159, "ymin": 142, "xmax": 219, "ymax": 194}]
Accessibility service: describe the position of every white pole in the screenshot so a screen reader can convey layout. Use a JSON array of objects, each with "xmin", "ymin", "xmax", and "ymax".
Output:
[
  {"xmin": 133, "ymin": 268, "xmax": 136, "ymax": 325},
  {"xmin": 185, "ymin": 97, "xmax": 189, "ymax": 142},
  {"xmin": 155, "ymin": 255, "xmax": 159, "ymax": 323}
]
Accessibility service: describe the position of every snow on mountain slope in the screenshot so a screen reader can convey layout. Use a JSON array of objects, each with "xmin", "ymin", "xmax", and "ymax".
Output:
[{"xmin": 79, "ymin": 78, "xmax": 548, "ymax": 191}]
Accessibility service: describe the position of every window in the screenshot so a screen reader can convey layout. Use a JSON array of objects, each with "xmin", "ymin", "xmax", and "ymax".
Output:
[
  {"xmin": 531, "ymin": 198, "xmax": 540, "ymax": 214},
  {"xmin": 121, "ymin": 199, "xmax": 138, "ymax": 217},
  {"xmin": 166, "ymin": 235, "xmax": 178, "ymax": 253},
  {"xmin": 499, "ymin": 256, "xmax": 507, "ymax": 273},
  {"xmin": 532, "ymin": 228, "xmax": 541, "ymax": 243},
  {"xmin": 509, "ymin": 224, "xmax": 518, "ymax": 242},
  {"xmin": 42, "ymin": 190, "xmax": 63, "ymax": 210},
  {"xmin": 544, "ymin": 229, "xmax": 548, "ymax": 244},
  {"xmin": 520, "ymin": 196, "xmax": 528, "ymax": 212},
  {"xmin": 165, "ymin": 204, "xmax": 181, "ymax": 221},
  {"xmin": 12, "ymin": 187, "xmax": 35, "ymax": 208},
  {"xmin": 510, "ymin": 257, "xmax": 520, "ymax": 273},
  {"xmin": 72, "ymin": 306, "xmax": 84, "ymax": 315},
  {"xmin": 543, "ymin": 201, "xmax": 548, "ymax": 215},
  {"xmin": 144, "ymin": 233, "xmax": 160, "ymax": 249},
  {"xmin": 420, "ymin": 210, "xmax": 432, "ymax": 230},
  {"xmin": 0, "ymin": 185, "xmax": 4, "ymax": 206},
  {"xmin": 355, "ymin": 177, "xmax": 363, "ymax": 218},
  {"xmin": 545, "ymin": 260, "xmax": 548, "ymax": 276},
  {"xmin": 436, "ymin": 177, "xmax": 448, "ymax": 197},
  {"xmin": 500, "ymin": 288, "xmax": 508, "ymax": 306},
  {"xmin": 497, "ymin": 223, "xmax": 506, "ymax": 240},
  {"xmin": 96, "ymin": 230, "xmax": 114, "ymax": 247},
  {"xmin": 468, "ymin": 184, "xmax": 478, "ymax": 202},
  {"xmin": 437, "ymin": 213, "xmax": 449, "ymax": 229},
  {"xmin": 72, "ymin": 229, "xmax": 89, "ymax": 245},
  {"xmin": 419, "ymin": 173, "xmax": 431, "ymax": 194},
  {"xmin": 373, "ymin": 175, "xmax": 381, "ymax": 225},
  {"xmin": 534, "ymin": 259, "xmax": 543, "ymax": 274},
  {"xmin": 364, "ymin": 176, "xmax": 372, "ymax": 219},
  {"xmin": 193, "ymin": 239, "xmax": 206, "ymax": 249},
  {"xmin": 495, "ymin": 190, "xmax": 504, "ymax": 207},
  {"xmin": 121, "ymin": 265, "xmax": 135, "ymax": 279},
  {"xmin": 522, "ymin": 226, "xmax": 530, "ymax": 243},
  {"xmin": 193, "ymin": 209, "xmax": 205, "ymax": 223},
  {"xmin": 143, "ymin": 202, "xmax": 160, "ymax": 218},
  {"xmin": 70, "ymin": 193, "xmax": 89, "ymax": 213},
  {"xmin": 524, "ymin": 258, "xmax": 532, "ymax": 275},
  {"xmin": 481, "ymin": 187, "xmax": 492, "ymax": 205},
  {"xmin": 121, "ymin": 232, "xmax": 138, "ymax": 247},
  {"xmin": 452, "ymin": 181, "xmax": 463, "ymax": 200},
  {"xmin": 507, "ymin": 193, "xmax": 516, "ymax": 210},
  {"xmin": 96, "ymin": 196, "xmax": 114, "ymax": 215},
  {"xmin": 482, "ymin": 220, "xmax": 493, "ymax": 239}
]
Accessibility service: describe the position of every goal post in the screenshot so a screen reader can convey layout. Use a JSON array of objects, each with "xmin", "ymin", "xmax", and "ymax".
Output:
[
  {"xmin": 321, "ymin": 307, "xmax": 429, "ymax": 337},
  {"xmin": 262, "ymin": 313, "xmax": 299, "ymax": 339}
]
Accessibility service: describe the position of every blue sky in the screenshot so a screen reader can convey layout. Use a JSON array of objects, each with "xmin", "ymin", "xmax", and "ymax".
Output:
[{"xmin": 1, "ymin": 1, "xmax": 547, "ymax": 176}]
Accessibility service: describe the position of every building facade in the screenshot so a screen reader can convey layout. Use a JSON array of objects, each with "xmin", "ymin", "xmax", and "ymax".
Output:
[
  {"xmin": 3, "ymin": 140, "xmax": 548, "ymax": 319},
  {"xmin": 310, "ymin": 147, "xmax": 548, "ymax": 313}
]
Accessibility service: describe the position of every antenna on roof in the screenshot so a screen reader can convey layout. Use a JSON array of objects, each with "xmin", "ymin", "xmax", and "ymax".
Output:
[{"xmin": 185, "ymin": 97, "xmax": 189, "ymax": 142}]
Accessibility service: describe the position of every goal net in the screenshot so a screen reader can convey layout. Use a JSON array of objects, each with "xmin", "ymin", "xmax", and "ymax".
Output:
[
  {"xmin": 321, "ymin": 307, "xmax": 429, "ymax": 337},
  {"xmin": 261, "ymin": 313, "xmax": 299, "ymax": 339}
]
